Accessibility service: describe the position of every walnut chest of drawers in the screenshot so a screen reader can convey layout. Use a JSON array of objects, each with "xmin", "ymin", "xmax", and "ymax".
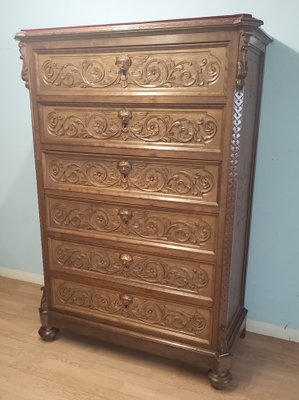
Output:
[{"xmin": 15, "ymin": 14, "xmax": 271, "ymax": 389}]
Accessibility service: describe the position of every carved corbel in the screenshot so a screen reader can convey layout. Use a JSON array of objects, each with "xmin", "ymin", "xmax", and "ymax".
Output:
[
  {"xmin": 18, "ymin": 42, "xmax": 30, "ymax": 89},
  {"xmin": 38, "ymin": 286, "xmax": 59, "ymax": 341},
  {"xmin": 236, "ymin": 32, "xmax": 251, "ymax": 90},
  {"xmin": 39, "ymin": 286, "xmax": 48, "ymax": 326}
]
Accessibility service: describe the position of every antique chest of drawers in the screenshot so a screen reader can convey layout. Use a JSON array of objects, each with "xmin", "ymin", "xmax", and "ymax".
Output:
[{"xmin": 15, "ymin": 14, "xmax": 271, "ymax": 388}]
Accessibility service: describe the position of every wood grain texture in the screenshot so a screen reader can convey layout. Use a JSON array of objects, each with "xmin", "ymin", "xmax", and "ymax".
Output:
[
  {"xmin": 47, "ymin": 197, "xmax": 217, "ymax": 253},
  {"xmin": 35, "ymin": 47, "xmax": 227, "ymax": 95},
  {"xmin": 48, "ymin": 238, "xmax": 215, "ymax": 301},
  {"xmin": 43, "ymin": 152, "xmax": 219, "ymax": 204},
  {"xmin": 15, "ymin": 14, "xmax": 264, "ymax": 40},
  {"xmin": 51, "ymin": 278, "xmax": 212, "ymax": 345},
  {"xmin": 40, "ymin": 105, "xmax": 223, "ymax": 151},
  {"xmin": 1, "ymin": 277, "xmax": 299, "ymax": 400},
  {"xmin": 15, "ymin": 15, "xmax": 271, "ymax": 389}
]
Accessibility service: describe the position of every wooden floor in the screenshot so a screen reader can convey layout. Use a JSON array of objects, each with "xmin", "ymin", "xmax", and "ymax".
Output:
[{"xmin": 0, "ymin": 277, "xmax": 298, "ymax": 400}]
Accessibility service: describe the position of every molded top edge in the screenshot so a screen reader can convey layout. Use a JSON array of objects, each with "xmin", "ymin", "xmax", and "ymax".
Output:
[{"xmin": 15, "ymin": 14, "xmax": 265, "ymax": 41}]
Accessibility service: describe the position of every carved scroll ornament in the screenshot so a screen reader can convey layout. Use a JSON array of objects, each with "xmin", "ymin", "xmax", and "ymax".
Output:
[
  {"xmin": 56, "ymin": 281, "xmax": 207, "ymax": 337},
  {"xmin": 54, "ymin": 243, "xmax": 210, "ymax": 293},
  {"xmin": 48, "ymin": 156, "xmax": 215, "ymax": 199},
  {"xmin": 40, "ymin": 51, "xmax": 221, "ymax": 89},
  {"xmin": 50, "ymin": 201, "xmax": 213, "ymax": 248},
  {"xmin": 46, "ymin": 109, "xmax": 218, "ymax": 145}
]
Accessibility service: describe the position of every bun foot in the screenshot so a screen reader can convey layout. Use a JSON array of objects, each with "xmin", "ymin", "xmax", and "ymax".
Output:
[
  {"xmin": 208, "ymin": 370, "xmax": 232, "ymax": 390},
  {"xmin": 38, "ymin": 326, "xmax": 59, "ymax": 342}
]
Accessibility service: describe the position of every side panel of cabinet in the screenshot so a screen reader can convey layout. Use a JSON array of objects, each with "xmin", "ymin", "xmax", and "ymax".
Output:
[{"xmin": 226, "ymin": 48, "xmax": 265, "ymax": 327}]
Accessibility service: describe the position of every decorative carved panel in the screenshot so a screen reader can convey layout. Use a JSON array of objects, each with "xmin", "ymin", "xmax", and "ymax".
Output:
[
  {"xmin": 41, "ymin": 106, "xmax": 223, "ymax": 150},
  {"xmin": 52, "ymin": 279, "xmax": 211, "ymax": 340},
  {"xmin": 44, "ymin": 153, "xmax": 218, "ymax": 203},
  {"xmin": 50, "ymin": 239, "xmax": 214, "ymax": 298},
  {"xmin": 36, "ymin": 47, "xmax": 226, "ymax": 94},
  {"xmin": 48, "ymin": 198, "xmax": 216, "ymax": 252}
]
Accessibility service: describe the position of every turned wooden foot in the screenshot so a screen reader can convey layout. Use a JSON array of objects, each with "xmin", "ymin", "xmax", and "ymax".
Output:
[
  {"xmin": 208, "ymin": 369, "xmax": 232, "ymax": 390},
  {"xmin": 208, "ymin": 339, "xmax": 232, "ymax": 390},
  {"xmin": 38, "ymin": 326, "xmax": 59, "ymax": 342}
]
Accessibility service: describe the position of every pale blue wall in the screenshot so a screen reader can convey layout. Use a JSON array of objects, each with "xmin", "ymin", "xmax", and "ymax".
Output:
[{"xmin": 0, "ymin": 1, "xmax": 298, "ymax": 329}]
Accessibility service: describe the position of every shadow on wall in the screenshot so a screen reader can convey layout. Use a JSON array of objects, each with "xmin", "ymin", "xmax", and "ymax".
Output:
[
  {"xmin": 246, "ymin": 39, "xmax": 299, "ymax": 329},
  {"xmin": 0, "ymin": 151, "xmax": 43, "ymax": 273}
]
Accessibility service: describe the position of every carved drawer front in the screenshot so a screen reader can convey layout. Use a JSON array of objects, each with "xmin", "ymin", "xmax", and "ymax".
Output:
[
  {"xmin": 47, "ymin": 197, "xmax": 217, "ymax": 254},
  {"xmin": 43, "ymin": 152, "xmax": 219, "ymax": 204},
  {"xmin": 36, "ymin": 46, "xmax": 227, "ymax": 95},
  {"xmin": 52, "ymin": 278, "xmax": 212, "ymax": 344},
  {"xmin": 40, "ymin": 105, "xmax": 223, "ymax": 151},
  {"xmin": 49, "ymin": 238, "xmax": 214, "ymax": 300}
]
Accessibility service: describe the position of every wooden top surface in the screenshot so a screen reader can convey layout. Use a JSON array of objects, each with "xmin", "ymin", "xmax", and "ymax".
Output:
[{"xmin": 15, "ymin": 14, "xmax": 264, "ymax": 41}]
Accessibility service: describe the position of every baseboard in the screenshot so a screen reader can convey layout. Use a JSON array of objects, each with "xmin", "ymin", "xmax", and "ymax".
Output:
[
  {"xmin": 0, "ymin": 267, "xmax": 44, "ymax": 285},
  {"xmin": 247, "ymin": 319, "xmax": 299, "ymax": 343}
]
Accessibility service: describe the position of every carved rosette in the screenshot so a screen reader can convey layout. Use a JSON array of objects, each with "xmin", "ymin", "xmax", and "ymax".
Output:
[
  {"xmin": 40, "ymin": 51, "xmax": 221, "ymax": 89},
  {"xmin": 47, "ymin": 157, "xmax": 215, "ymax": 199},
  {"xmin": 56, "ymin": 282, "xmax": 207, "ymax": 337},
  {"xmin": 46, "ymin": 109, "xmax": 218, "ymax": 145},
  {"xmin": 54, "ymin": 243, "xmax": 210, "ymax": 293},
  {"xmin": 50, "ymin": 201, "xmax": 213, "ymax": 248},
  {"xmin": 236, "ymin": 32, "xmax": 251, "ymax": 90},
  {"xmin": 18, "ymin": 42, "xmax": 29, "ymax": 89}
]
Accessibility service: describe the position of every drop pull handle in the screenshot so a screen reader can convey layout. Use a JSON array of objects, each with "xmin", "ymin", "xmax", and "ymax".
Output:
[
  {"xmin": 118, "ymin": 208, "xmax": 133, "ymax": 225},
  {"xmin": 120, "ymin": 253, "xmax": 133, "ymax": 269},
  {"xmin": 120, "ymin": 294, "xmax": 133, "ymax": 309},
  {"xmin": 116, "ymin": 55, "xmax": 132, "ymax": 86},
  {"xmin": 118, "ymin": 109, "xmax": 132, "ymax": 132}
]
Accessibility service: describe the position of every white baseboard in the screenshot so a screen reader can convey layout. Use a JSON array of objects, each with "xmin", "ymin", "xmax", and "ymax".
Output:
[
  {"xmin": 247, "ymin": 319, "xmax": 299, "ymax": 343},
  {"xmin": 1, "ymin": 267, "xmax": 298, "ymax": 343},
  {"xmin": 0, "ymin": 267, "xmax": 44, "ymax": 285}
]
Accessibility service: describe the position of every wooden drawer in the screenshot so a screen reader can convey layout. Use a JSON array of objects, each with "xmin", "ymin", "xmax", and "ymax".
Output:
[
  {"xmin": 35, "ymin": 46, "xmax": 227, "ymax": 96},
  {"xmin": 51, "ymin": 278, "xmax": 212, "ymax": 345},
  {"xmin": 47, "ymin": 196, "xmax": 217, "ymax": 254},
  {"xmin": 43, "ymin": 152, "xmax": 219, "ymax": 205},
  {"xmin": 49, "ymin": 238, "xmax": 214, "ymax": 302},
  {"xmin": 40, "ymin": 105, "xmax": 223, "ymax": 152}
]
